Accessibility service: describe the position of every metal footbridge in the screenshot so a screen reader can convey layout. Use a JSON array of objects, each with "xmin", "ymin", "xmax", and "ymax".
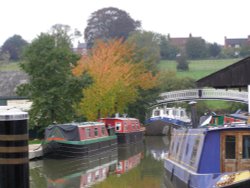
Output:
[{"xmin": 156, "ymin": 89, "xmax": 248, "ymax": 106}]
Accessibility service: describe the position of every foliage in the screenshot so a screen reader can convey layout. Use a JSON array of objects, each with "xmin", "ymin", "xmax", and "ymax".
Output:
[
  {"xmin": 158, "ymin": 70, "xmax": 196, "ymax": 92},
  {"xmin": 126, "ymin": 30, "xmax": 161, "ymax": 73},
  {"xmin": 240, "ymin": 43, "xmax": 250, "ymax": 57},
  {"xmin": 72, "ymin": 39, "xmax": 158, "ymax": 120},
  {"xmin": 1, "ymin": 34, "xmax": 28, "ymax": 61},
  {"xmin": 208, "ymin": 43, "xmax": 221, "ymax": 57},
  {"xmin": 19, "ymin": 31, "xmax": 88, "ymax": 131},
  {"xmin": 159, "ymin": 35, "xmax": 179, "ymax": 60},
  {"xmin": 185, "ymin": 37, "xmax": 208, "ymax": 59},
  {"xmin": 84, "ymin": 7, "xmax": 141, "ymax": 49},
  {"xmin": 176, "ymin": 54, "xmax": 189, "ymax": 71}
]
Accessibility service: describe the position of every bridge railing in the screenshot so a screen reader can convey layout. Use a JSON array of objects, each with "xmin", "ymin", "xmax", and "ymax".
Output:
[{"xmin": 158, "ymin": 89, "xmax": 248, "ymax": 104}]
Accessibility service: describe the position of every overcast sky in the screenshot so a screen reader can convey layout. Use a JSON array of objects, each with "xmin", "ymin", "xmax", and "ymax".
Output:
[{"xmin": 1, "ymin": 0, "xmax": 250, "ymax": 46}]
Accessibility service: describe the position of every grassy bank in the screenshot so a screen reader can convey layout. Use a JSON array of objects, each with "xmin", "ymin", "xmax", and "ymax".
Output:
[
  {"xmin": 0, "ymin": 61, "xmax": 21, "ymax": 71},
  {"xmin": 158, "ymin": 58, "xmax": 240, "ymax": 80}
]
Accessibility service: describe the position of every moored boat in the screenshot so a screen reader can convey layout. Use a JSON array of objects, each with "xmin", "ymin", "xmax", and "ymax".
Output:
[
  {"xmin": 145, "ymin": 106, "xmax": 191, "ymax": 136},
  {"xmin": 99, "ymin": 117, "xmax": 145, "ymax": 145},
  {"xmin": 42, "ymin": 122, "xmax": 117, "ymax": 158},
  {"xmin": 164, "ymin": 124, "xmax": 250, "ymax": 188}
]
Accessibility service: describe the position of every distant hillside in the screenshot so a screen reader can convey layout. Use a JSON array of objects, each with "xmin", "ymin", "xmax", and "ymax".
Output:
[{"xmin": 158, "ymin": 58, "xmax": 240, "ymax": 80}]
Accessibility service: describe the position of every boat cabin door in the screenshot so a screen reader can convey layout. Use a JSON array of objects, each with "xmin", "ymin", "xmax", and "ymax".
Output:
[{"xmin": 221, "ymin": 131, "xmax": 250, "ymax": 172}]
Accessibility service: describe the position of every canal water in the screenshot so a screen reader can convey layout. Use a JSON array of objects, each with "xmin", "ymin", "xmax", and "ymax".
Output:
[{"xmin": 30, "ymin": 136, "xmax": 172, "ymax": 188}]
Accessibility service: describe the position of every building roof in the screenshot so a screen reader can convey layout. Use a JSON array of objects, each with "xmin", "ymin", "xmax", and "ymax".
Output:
[
  {"xmin": 0, "ymin": 71, "xmax": 29, "ymax": 98},
  {"xmin": 196, "ymin": 57, "xmax": 250, "ymax": 88}
]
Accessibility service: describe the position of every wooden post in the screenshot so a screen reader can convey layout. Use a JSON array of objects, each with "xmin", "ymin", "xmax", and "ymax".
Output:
[{"xmin": 0, "ymin": 108, "xmax": 29, "ymax": 188}]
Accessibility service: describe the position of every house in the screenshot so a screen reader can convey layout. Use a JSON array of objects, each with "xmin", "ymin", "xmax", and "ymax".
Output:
[
  {"xmin": 73, "ymin": 42, "xmax": 87, "ymax": 55},
  {"xmin": 167, "ymin": 33, "xmax": 203, "ymax": 50},
  {"xmin": 224, "ymin": 35, "xmax": 250, "ymax": 48}
]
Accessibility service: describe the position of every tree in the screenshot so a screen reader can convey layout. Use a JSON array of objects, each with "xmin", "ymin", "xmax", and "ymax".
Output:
[
  {"xmin": 185, "ymin": 37, "xmax": 208, "ymax": 59},
  {"xmin": 176, "ymin": 54, "xmax": 189, "ymax": 71},
  {"xmin": 240, "ymin": 43, "xmax": 250, "ymax": 57},
  {"xmin": 72, "ymin": 39, "xmax": 158, "ymax": 120},
  {"xmin": 19, "ymin": 29, "xmax": 88, "ymax": 131},
  {"xmin": 126, "ymin": 30, "xmax": 161, "ymax": 73},
  {"xmin": 2, "ymin": 35, "xmax": 28, "ymax": 61},
  {"xmin": 208, "ymin": 43, "xmax": 221, "ymax": 58},
  {"xmin": 159, "ymin": 35, "xmax": 179, "ymax": 60},
  {"xmin": 84, "ymin": 7, "xmax": 141, "ymax": 49}
]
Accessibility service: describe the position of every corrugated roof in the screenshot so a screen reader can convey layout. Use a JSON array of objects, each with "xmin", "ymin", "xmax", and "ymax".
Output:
[
  {"xmin": 0, "ymin": 71, "xmax": 29, "ymax": 97},
  {"xmin": 196, "ymin": 57, "xmax": 250, "ymax": 88}
]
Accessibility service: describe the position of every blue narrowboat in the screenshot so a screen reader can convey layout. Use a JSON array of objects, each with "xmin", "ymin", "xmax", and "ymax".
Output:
[
  {"xmin": 165, "ymin": 125, "xmax": 250, "ymax": 188},
  {"xmin": 145, "ymin": 106, "xmax": 191, "ymax": 136}
]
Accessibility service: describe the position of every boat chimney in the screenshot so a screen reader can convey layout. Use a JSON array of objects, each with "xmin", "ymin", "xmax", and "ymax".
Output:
[
  {"xmin": 115, "ymin": 113, "xmax": 120, "ymax": 118},
  {"xmin": 189, "ymin": 101, "xmax": 198, "ymax": 128}
]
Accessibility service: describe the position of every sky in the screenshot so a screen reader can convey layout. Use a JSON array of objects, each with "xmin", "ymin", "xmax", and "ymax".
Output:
[{"xmin": 1, "ymin": 0, "xmax": 250, "ymax": 46}]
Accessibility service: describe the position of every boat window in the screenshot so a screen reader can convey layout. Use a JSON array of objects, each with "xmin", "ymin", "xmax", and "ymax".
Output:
[
  {"xmin": 243, "ymin": 135, "xmax": 250, "ymax": 159},
  {"xmin": 173, "ymin": 110, "xmax": 176, "ymax": 116},
  {"xmin": 180, "ymin": 111, "xmax": 185, "ymax": 117},
  {"xmin": 116, "ymin": 122, "xmax": 121, "ymax": 131},
  {"xmin": 102, "ymin": 126, "xmax": 106, "ymax": 135},
  {"xmin": 132, "ymin": 123, "xmax": 135, "ymax": 130},
  {"xmin": 154, "ymin": 110, "xmax": 160, "ymax": 116},
  {"xmin": 165, "ymin": 110, "xmax": 169, "ymax": 115},
  {"xmin": 225, "ymin": 135, "xmax": 235, "ymax": 159},
  {"xmin": 124, "ymin": 123, "xmax": 128, "ymax": 131},
  {"xmin": 86, "ymin": 128, "xmax": 91, "ymax": 138},
  {"xmin": 190, "ymin": 138, "xmax": 200, "ymax": 166},
  {"xmin": 136, "ymin": 123, "xmax": 139, "ymax": 129},
  {"xmin": 94, "ymin": 127, "xmax": 98, "ymax": 136},
  {"xmin": 185, "ymin": 143, "xmax": 189, "ymax": 156}
]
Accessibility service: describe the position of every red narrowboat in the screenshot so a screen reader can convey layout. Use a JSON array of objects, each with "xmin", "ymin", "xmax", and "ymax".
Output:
[{"xmin": 99, "ymin": 117, "xmax": 145, "ymax": 145}]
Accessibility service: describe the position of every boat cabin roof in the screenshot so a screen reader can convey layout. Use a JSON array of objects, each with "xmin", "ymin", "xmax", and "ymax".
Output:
[{"xmin": 100, "ymin": 117, "xmax": 138, "ymax": 121}]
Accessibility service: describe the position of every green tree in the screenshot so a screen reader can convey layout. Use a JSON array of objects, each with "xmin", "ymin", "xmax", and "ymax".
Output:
[
  {"xmin": 19, "ymin": 30, "xmax": 88, "ymax": 131},
  {"xmin": 84, "ymin": 7, "xmax": 141, "ymax": 49},
  {"xmin": 208, "ymin": 43, "xmax": 221, "ymax": 58},
  {"xmin": 2, "ymin": 34, "xmax": 28, "ymax": 61},
  {"xmin": 240, "ymin": 43, "xmax": 250, "ymax": 57},
  {"xmin": 159, "ymin": 35, "xmax": 179, "ymax": 60},
  {"xmin": 176, "ymin": 54, "xmax": 189, "ymax": 71},
  {"xmin": 127, "ymin": 30, "xmax": 161, "ymax": 73},
  {"xmin": 185, "ymin": 37, "xmax": 208, "ymax": 59}
]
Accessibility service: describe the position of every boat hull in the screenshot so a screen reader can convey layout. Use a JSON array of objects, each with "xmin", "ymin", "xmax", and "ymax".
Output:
[
  {"xmin": 145, "ymin": 120, "xmax": 175, "ymax": 136},
  {"xmin": 164, "ymin": 159, "xmax": 250, "ymax": 188},
  {"xmin": 116, "ymin": 131, "xmax": 144, "ymax": 145},
  {"xmin": 43, "ymin": 136, "xmax": 117, "ymax": 159}
]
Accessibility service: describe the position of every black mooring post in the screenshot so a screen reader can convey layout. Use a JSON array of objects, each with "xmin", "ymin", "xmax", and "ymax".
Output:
[{"xmin": 0, "ymin": 108, "xmax": 29, "ymax": 188}]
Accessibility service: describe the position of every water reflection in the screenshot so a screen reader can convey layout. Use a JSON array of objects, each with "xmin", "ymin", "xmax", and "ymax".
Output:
[
  {"xmin": 116, "ymin": 142, "xmax": 144, "ymax": 175},
  {"xmin": 30, "ymin": 136, "xmax": 171, "ymax": 188},
  {"xmin": 30, "ymin": 150, "xmax": 118, "ymax": 188},
  {"xmin": 145, "ymin": 136, "xmax": 169, "ymax": 161}
]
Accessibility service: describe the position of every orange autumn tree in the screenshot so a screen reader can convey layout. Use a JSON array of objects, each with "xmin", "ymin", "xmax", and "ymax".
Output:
[{"xmin": 72, "ymin": 39, "xmax": 158, "ymax": 120}]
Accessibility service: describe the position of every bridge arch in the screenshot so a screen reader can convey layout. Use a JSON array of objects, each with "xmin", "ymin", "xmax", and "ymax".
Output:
[{"xmin": 152, "ymin": 89, "xmax": 248, "ymax": 107}]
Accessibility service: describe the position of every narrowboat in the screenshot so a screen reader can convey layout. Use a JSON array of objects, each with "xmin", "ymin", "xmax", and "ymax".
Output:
[
  {"xmin": 42, "ymin": 122, "xmax": 117, "ymax": 158},
  {"xmin": 99, "ymin": 117, "xmax": 145, "ymax": 145},
  {"xmin": 145, "ymin": 106, "xmax": 191, "ymax": 136},
  {"xmin": 164, "ymin": 124, "xmax": 250, "ymax": 188}
]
